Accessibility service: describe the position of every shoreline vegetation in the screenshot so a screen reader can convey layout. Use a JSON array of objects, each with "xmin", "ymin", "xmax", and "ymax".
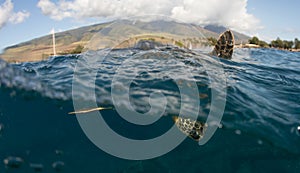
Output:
[{"xmin": 236, "ymin": 36, "xmax": 300, "ymax": 52}]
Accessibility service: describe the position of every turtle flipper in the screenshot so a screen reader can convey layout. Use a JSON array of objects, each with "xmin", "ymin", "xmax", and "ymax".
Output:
[
  {"xmin": 211, "ymin": 30, "xmax": 235, "ymax": 59},
  {"xmin": 173, "ymin": 116, "xmax": 206, "ymax": 141}
]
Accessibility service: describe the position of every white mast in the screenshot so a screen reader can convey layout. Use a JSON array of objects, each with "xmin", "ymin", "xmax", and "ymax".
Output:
[
  {"xmin": 52, "ymin": 28, "xmax": 56, "ymax": 56},
  {"xmin": 189, "ymin": 42, "xmax": 193, "ymax": 49}
]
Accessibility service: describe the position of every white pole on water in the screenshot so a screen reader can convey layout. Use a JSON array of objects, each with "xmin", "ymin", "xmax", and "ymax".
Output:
[{"xmin": 52, "ymin": 28, "xmax": 56, "ymax": 56}]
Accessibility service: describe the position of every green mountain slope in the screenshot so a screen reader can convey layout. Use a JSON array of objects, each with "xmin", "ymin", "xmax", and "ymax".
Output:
[{"xmin": 0, "ymin": 21, "xmax": 249, "ymax": 62}]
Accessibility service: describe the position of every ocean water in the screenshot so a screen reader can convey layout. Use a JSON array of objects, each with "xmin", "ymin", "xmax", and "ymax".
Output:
[{"xmin": 0, "ymin": 47, "xmax": 300, "ymax": 172}]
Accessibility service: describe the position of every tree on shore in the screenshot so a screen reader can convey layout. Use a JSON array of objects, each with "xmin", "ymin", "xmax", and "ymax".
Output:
[
  {"xmin": 258, "ymin": 40, "xmax": 269, "ymax": 48},
  {"xmin": 294, "ymin": 38, "xmax": 300, "ymax": 49},
  {"xmin": 248, "ymin": 36, "xmax": 300, "ymax": 50},
  {"xmin": 270, "ymin": 38, "xmax": 296, "ymax": 49},
  {"xmin": 270, "ymin": 37, "xmax": 284, "ymax": 48},
  {"xmin": 249, "ymin": 36, "xmax": 260, "ymax": 45},
  {"xmin": 248, "ymin": 36, "xmax": 269, "ymax": 47},
  {"xmin": 283, "ymin": 40, "xmax": 293, "ymax": 49}
]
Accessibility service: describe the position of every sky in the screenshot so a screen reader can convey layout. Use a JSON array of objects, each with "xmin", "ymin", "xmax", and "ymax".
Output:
[{"xmin": 0, "ymin": 0, "xmax": 299, "ymax": 52}]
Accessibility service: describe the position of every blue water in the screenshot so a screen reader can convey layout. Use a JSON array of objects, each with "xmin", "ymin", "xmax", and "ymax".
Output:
[{"xmin": 0, "ymin": 47, "xmax": 300, "ymax": 172}]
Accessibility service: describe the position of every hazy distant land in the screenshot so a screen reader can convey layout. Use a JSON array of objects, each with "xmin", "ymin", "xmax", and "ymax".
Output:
[{"xmin": 0, "ymin": 21, "xmax": 250, "ymax": 62}]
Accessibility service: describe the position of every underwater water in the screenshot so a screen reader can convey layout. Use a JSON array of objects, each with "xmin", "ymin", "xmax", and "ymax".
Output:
[{"xmin": 0, "ymin": 47, "xmax": 300, "ymax": 172}]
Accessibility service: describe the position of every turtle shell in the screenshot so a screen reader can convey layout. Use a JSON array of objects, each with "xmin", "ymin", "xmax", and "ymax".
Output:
[
  {"xmin": 211, "ymin": 30, "xmax": 235, "ymax": 59},
  {"xmin": 173, "ymin": 116, "xmax": 206, "ymax": 141}
]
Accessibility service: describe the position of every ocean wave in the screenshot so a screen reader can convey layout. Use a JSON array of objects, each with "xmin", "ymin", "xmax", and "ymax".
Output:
[{"xmin": 1, "ymin": 47, "xmax": 300, "ymax": 155}]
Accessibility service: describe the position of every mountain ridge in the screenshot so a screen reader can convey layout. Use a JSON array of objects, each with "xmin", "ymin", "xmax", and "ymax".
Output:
[
  {"xmin": 204, "ymin": 24, "xmax": 250, "ymax": 42},
  {"xmin": 0, "ymin": 21, "xmax": 250, "ymax": 62}
]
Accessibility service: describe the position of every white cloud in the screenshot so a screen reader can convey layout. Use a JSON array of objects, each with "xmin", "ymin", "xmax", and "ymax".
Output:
[
  {"xmin": 37, "ymin": 0, "xmax": 261, "ymax": 34},
  {"xmin": 0, "ymin": 0, "xmax": 13, "ymax": 28},
  {"xmin": 0, "ymin": 0, "xmax": 30, "ymax": 29},
  {"xmin": 9, "ymin": 11, "xmax": 30, "ymax": 24}
]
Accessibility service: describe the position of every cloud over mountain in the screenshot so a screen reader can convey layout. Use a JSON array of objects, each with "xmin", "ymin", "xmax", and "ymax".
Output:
[
  {"xmin": 0, "ymin": 0, "xmax": 30, "ymax": 29},
  {"xmin": 37, "ymin": 0, "xmax": 261, "ymax": 34}
]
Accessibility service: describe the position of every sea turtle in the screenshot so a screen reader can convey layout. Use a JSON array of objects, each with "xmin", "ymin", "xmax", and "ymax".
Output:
[
  {"xmin": 169, "ymin": 30, "xmax": 234, "ymax": 141},
  {"xmin": 69, "ymin": 31, "xmax": 234, "ymax": 141},
  {"xmin": 211, "ymin": 30, "xmax": 235, "ymax": 59},
  {"xmin": 172, "ymin": 116, "xmax": 207, "ymax": 141}
]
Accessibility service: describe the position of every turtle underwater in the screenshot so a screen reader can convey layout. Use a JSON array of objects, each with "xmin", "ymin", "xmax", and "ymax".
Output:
[
  {"xmin": 172, "ymin": 30, "xmax": 234, "ymax": 141},
  {"xmin": 69, "ymin": 30, "xmax": 235, "ymax": 141}
]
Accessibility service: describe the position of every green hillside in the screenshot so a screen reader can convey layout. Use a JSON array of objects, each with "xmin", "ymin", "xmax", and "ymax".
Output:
[{"xmin": 0, "ymin": 21, "xmax": 249, "ymax": 62}]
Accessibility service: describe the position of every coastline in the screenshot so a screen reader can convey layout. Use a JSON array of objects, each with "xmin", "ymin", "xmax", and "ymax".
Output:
[
  {"xmin": 235, "ymin": 44, "xmax": 300, "ymax": 52},
  {"xmin": 2, "ymin": 42, "xmax": 300, "ymax": 63}
]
